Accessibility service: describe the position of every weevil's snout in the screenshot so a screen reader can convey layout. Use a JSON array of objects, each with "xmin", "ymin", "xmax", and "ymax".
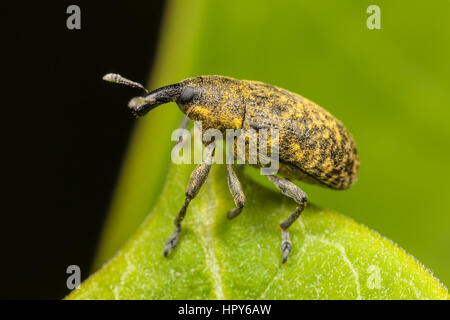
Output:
[
  {"xmin": 128, "ymin": 96, "xmax": 150, "ymax": 117},
  {"xmin": 127, "ymin": 83, "xmax": 182, "ymax": 117}
]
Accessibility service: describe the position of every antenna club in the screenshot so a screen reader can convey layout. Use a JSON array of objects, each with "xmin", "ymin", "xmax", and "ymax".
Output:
[
  {"xmin": 102, "ymin": 73, "xmax": 120, "ymax": 82},
  {"xmin": 102, "ymin": 73, "xmax": 149, "ymax": 94}
]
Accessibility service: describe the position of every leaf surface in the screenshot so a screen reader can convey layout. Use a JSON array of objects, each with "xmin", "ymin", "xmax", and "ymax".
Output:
[{"xmin": 68, "ymin": 156, "xmax": 448, "ymax": 300}]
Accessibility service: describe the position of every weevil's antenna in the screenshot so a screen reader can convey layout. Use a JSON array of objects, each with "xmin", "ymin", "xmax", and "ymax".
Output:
[{"xmin": 102, "ymin": 73, "xmax": 149, "ymax": 94}]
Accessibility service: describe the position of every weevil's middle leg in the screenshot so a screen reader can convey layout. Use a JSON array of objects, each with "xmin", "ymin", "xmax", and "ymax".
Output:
[
  {"xmin": 226, "ymin": 164, "xmax": 246, "ymax": 219},
  {"xmin": 267, "ymin": 175, "xmax": 307, "ymax": 263},
  {"xmin": 164, "ymin": 143, "xmax": 215, "ymax": 257}
]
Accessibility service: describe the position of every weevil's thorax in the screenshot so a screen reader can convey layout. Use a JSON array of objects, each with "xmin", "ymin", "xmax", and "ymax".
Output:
[{"xmin": 176, "ymin": 76, "xmax": 249, "ymax": 133}]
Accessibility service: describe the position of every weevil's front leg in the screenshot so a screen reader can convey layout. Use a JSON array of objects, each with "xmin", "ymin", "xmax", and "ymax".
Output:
[
  {"xmin": 226, "ymin": 164, "xmax": 246, "ymax": 219},
  {"xmin": 267, "ymin": 175, "xmax": 307, "ymax": 263},
  {"xmin": 176, "ymin": 115, "xmax": 190, "ymax": 145},
  {"xmin": 164, "ymin": 143, "xmax": 216, "ymax": 257}
]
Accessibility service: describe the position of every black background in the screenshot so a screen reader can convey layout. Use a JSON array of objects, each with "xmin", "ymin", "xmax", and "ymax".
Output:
[{"xmin": 1, "ymin": 1, "xmax": 165, "ymax": 299}]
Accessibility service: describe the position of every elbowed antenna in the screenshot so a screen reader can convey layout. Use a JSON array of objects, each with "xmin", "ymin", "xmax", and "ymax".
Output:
[{"xmin": 102, "ymin": 73, "xmax": 149, "ymax": 94}]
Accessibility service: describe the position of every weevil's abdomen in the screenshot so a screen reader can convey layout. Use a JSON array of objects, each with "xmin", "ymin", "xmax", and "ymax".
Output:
[{"xmin": 242, "ymin": 80, "xmax": 359, "ymax": 190}]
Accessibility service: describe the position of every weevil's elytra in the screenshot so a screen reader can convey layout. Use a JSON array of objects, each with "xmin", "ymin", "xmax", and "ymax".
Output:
[{"xmin": 104, "ymin": 74, "xmax": 360, "ymax": 263}]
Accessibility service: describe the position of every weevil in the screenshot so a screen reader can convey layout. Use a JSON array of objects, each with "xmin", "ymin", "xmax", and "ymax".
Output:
[{"xmin": 103, "ymin": 73, "xmax": 359, "ymax": 263}]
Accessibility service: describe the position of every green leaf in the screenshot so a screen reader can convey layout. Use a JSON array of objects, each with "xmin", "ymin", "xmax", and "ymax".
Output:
[
  {"xmin": 93, "ymin": 0, "xmax": 450, "ymax": 287},
  {"xmin": 86, "ymin": 0, "xmax": 450, "ymax": 300},
  {"xmin": 68, "ymin": 152, "xmax": 448, "ymax": 300}
]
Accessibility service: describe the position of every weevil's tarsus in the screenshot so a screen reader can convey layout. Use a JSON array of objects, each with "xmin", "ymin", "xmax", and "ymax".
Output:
[
  {"xmin": 164, "ymin": 225, "xmax": 181, "ymax": 257},
  {"xmin": 102, "ymin": 73, "xmax": 149, "ymax": 94},
  {"xmin": 281, "ymin": 230, "xmax": 292, "ymax": 263},
  {"xmin": 164, "ymin": 143, "xmax": 216, "ymax": 257},
  {"xmin": 226, "ymin": 164, "xmax": 246, "ymax": 219},
  {"xmin": 267, "ymin": 175, "xmax": 307, "ymax": 263}
]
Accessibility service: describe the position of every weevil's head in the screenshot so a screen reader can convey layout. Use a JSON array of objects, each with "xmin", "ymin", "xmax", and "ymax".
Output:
[{"xmin": 128, "ymin": 75, "xmax": 247, "ymax": 130}]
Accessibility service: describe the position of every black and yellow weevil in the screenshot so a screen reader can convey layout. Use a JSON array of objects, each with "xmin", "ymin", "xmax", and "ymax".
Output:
[{"xmin": 103, "ymin": 73, "xmax": 359, "ymax": 263}]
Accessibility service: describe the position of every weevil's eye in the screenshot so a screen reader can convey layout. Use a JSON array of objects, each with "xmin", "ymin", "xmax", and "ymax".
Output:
[{"xmin": 180, "ymin": 87, "xmax": 197, "ymax": 104}]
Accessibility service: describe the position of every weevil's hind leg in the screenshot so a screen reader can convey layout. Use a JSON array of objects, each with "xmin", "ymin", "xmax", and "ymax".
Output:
[
  {"xmin": 267, "ymin": 175, "xmax": 307, "ymax": 263},
  {"xmin": 176, "ymin": 115, "xmax": 190, "ymax": 145},
  {"xmin": 164, "ymin": 143, "xmax": 216, "ymax": 257},
  {"xmin": 226, "ymin": 164, "xmax": 246, "ymax": 219}
]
